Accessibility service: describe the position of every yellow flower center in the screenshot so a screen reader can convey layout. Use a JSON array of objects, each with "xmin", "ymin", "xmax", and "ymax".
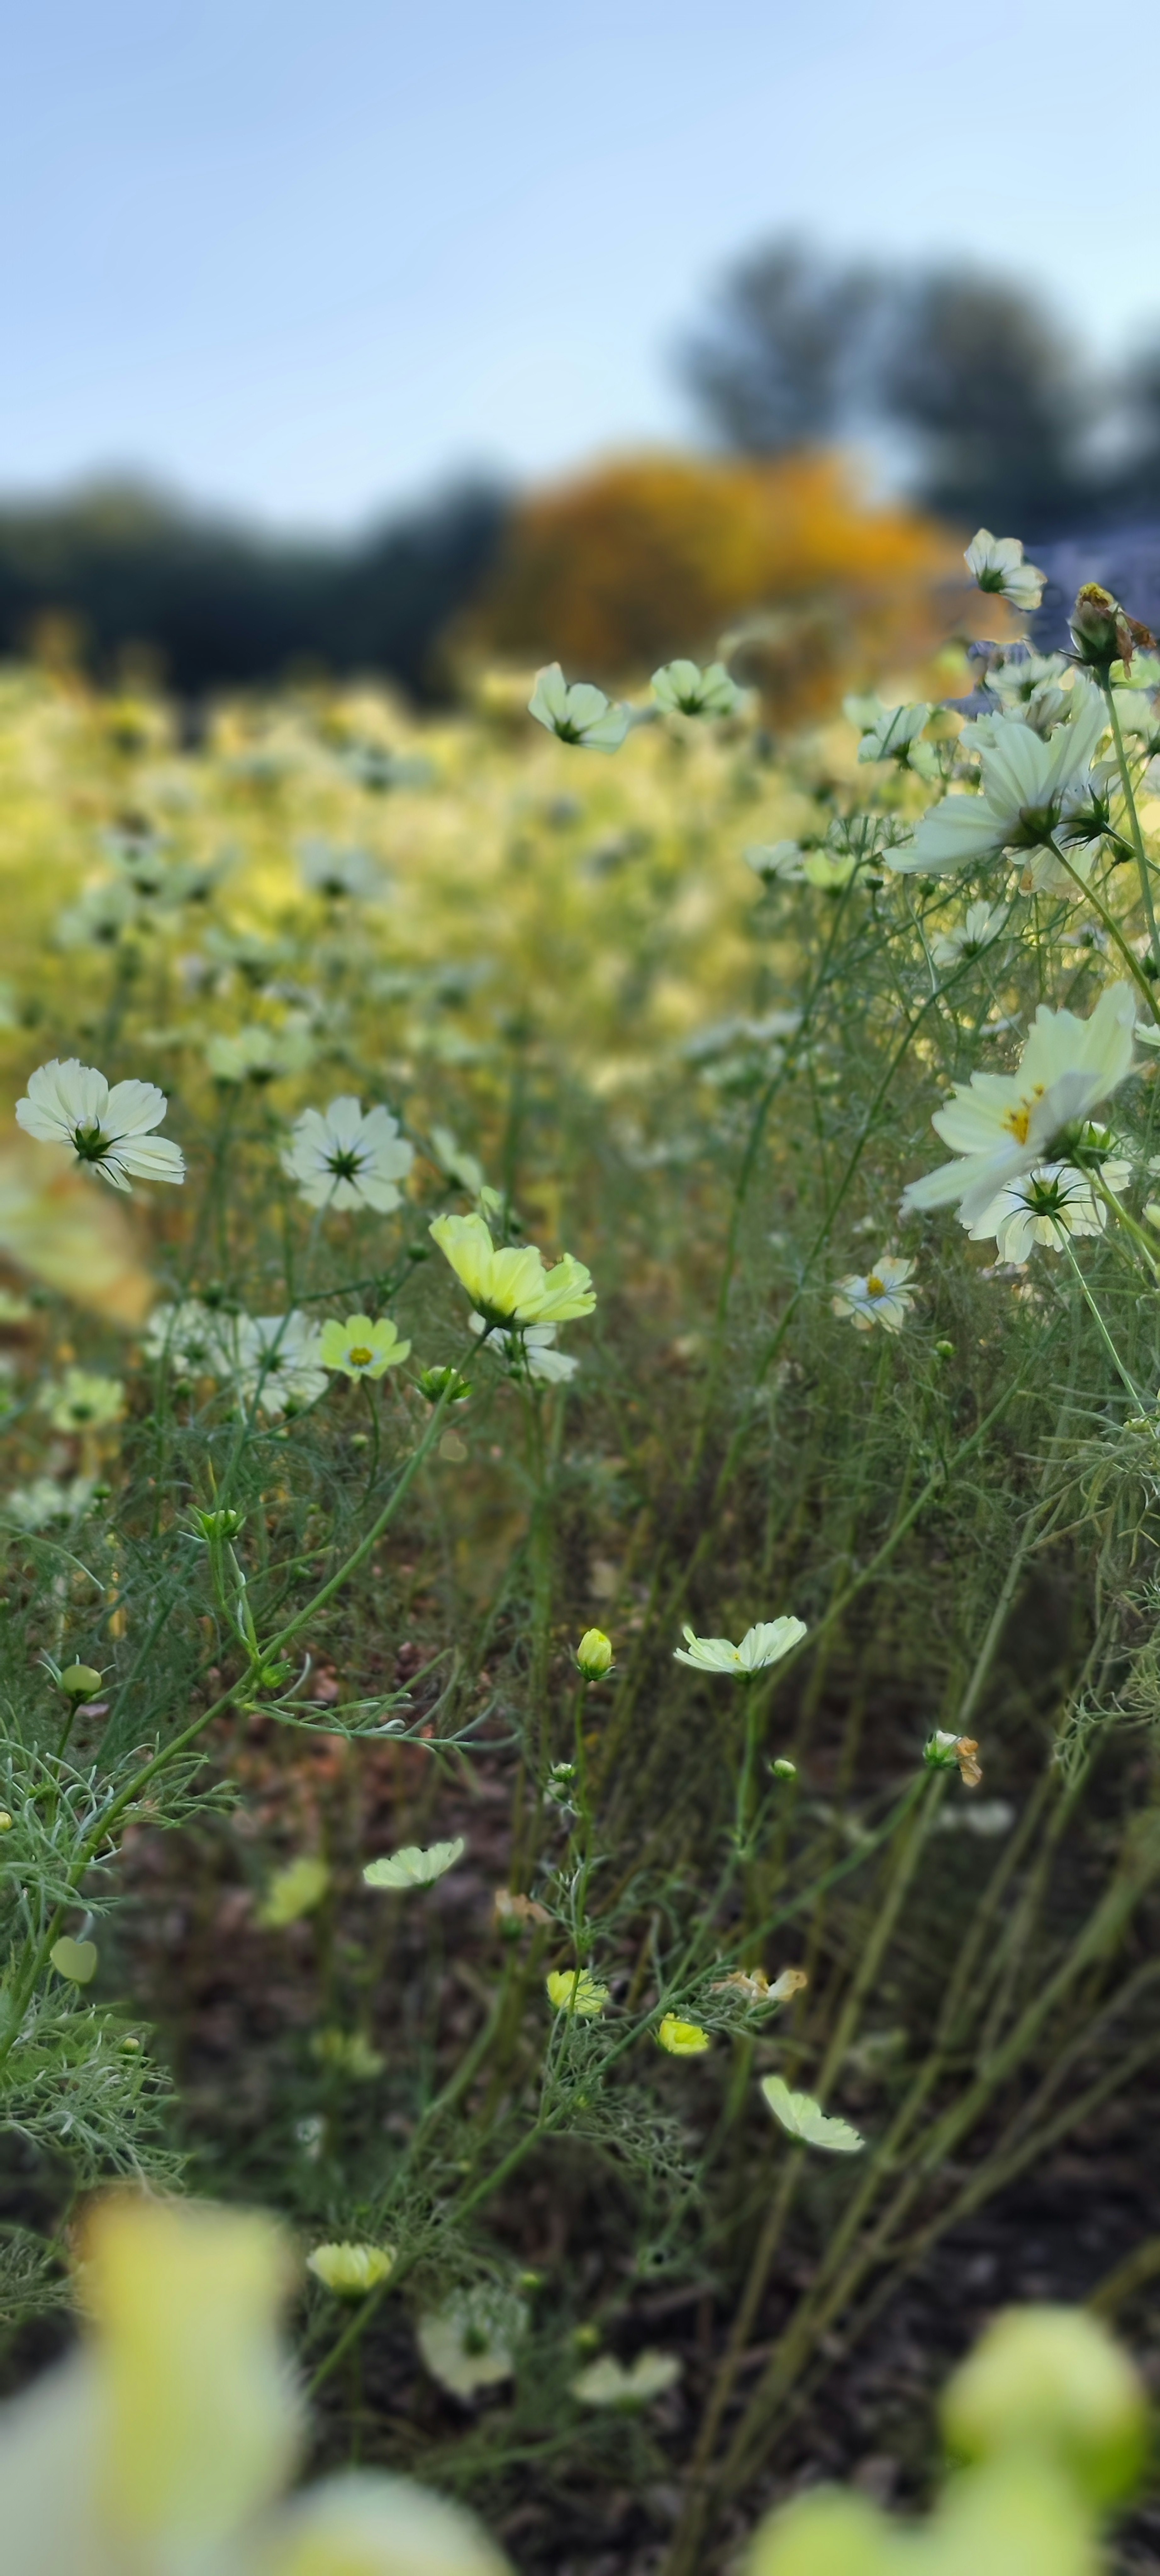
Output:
[
  {"xmin": 348, "ymin": 1345, "xmax": 374, "ymax": 1367},
  {"xmin": 1003, "ymin": 1084, "xmax": 1045, "ymax": 1145},
  {"xmin": 866, "ymin": 1274, "xmax": 885, "ymax": 1297}
]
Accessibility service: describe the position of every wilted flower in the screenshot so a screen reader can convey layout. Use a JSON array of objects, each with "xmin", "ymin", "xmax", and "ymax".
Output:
[
  {"xmin": 891, "ymin": 686, "xmax": 1107, "ymax": 877},
  {"xmin": 430, "ymin": 1212, "xmax": 596, "ymax": 1329},
  {"xmin": 1070, "ymin": 581, "xmax": 1155, "ymax": 679},
  {"xmin": 576, "ymin": 1627, "xmax": 613, "ymax": 1681},
  {"xmin": 929, "ymin": 901, "xmax": 1010, "ymax": 969},
  {"xmin": 901, "ymin": 985, "xmax": 1136, "ymax": 1229},
  {"xmin": 281, "ymin": 1096, "xmax": 414, "ymax": 1213},
  {"xmin": 831, "ymin": 1253, "xmax": 916, "ymax": 1333},
  {"xmin": 711, "ymin": 1965, "xmax": 808, "ymax": 2004},
  {"xmin": 528, "ymin": 664, "xmax": 630, "ymax": 751},
  {"xmin": 675, "ymin": 1615, "xmax": 806, "ymax": 1677},
  {"xmin": 318, "ymin": 1313, "xmax": 411, "ymax": 1379},
  {"xmin": 255, "ymin": 1856, "xmax": 329, "ymax": 1929},
  {"xmin": 16, "ymin": 1060, "xmax": 184, "ymax": 1193},
  {"xmin": 657, "ymin": 2014, "xmax": 710, "ymax": 2055},
  {"xmin": 42, "ymin": 1368, "xmax": 125, "ymax": 1433},
  {"xmin": 572, "ymin": 2349, "xmax": 681, "ymax": 2407},
  {"xmin": 545, "ymin": 1968, "xmax": 609, "ymax": 2016},
  {"xmin": 417, "ymin": 2286, "xmax": 527, "ymax": 2400},
  {"xmin": 306, "ymin": 2242, "xmax": 395, "ymax": 2297},
  {"xmin": 651, "ymin": 659, "xmax": 743, "ymax": 719},
  {"xmin": 924, "ymin": 1730, "xmax": 983, "ymax": 1785},
  {"xmin": 965, "ymin": 529, "xmax": 1047, "ymax": 613}
]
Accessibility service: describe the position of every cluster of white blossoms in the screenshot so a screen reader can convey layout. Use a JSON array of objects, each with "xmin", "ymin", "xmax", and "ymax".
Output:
[
  {"xmin": 15, "ymin": 1060, "xmax": 185, "ymax": 1192},
  {"xmin": 902, "ymin": 984, "xmax": 1137, "ymax": 1248},
  {"xmin": 281, "ymin": 1095, "xmax": 414, "ymax": 1212},
  {"xmin": 529, "ymin": 654, "xmax": 745, "ymax": 748}
]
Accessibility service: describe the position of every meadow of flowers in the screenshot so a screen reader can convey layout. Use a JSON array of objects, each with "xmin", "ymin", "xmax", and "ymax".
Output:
[{"xmin": 2, "ymin": 540, "xmax": 1160, "ymax": 2570}]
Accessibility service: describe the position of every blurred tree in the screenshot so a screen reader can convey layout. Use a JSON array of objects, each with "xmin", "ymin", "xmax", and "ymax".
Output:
[
  {"xmin": 682, "ymin": 239, "xmax": 884, "ymax": 453},
  {"xmin": 685, "ymin": 237, "xmax": 1093, "ymax": 535},
  {"xmin": 880, "ymin": 268, "xmax": 1087, "ymax": 530},
  {"xmin": 0, "ymin": 479, "xmax": 506, "ymax": 699},
  {"xmin": 466, "ymin": 450, "xmax": 953, "ymax": 717}
]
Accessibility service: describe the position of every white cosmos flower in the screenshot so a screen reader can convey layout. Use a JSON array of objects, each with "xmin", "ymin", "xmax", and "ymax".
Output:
[
  {"xmin": 281, "ymin": 1096, "xmax": 414, "ymax": 1212},
  {"xmin": 651, "ymin": 658, "xmax": 743, "ymax": 718},
  {"xmin": 143, "ymin": 1299, "xmax": 224, "ymax": 1378},
  {"xmin": 831, "ymin": 1253, "xmax": 917, "ymax": 1332},
  {"xmin": 964, "ymin": 528, "xmax": 1047, "ymax": 612},
  {"xmin": 14, "ymin": 1059, "xmax": 184, "ymax": 1192},
  {"xmin": 856, "ymin": 702, "xmax": 940, "ymax": 782},
  {"xmin": 3, "ymin": 1474, "xmax": 95, "ymax": 1532},
  {"xmin": 298, "ymin": 838, "xmax": 381, "ymax": 900},
  {"xmin": 528, "ymin": 663, "xmax": 630, "ymax": 751},
  {"xmin": 675, "ymin": 1616, "xmax": 806, "ymax": 1677},
  {"xmin": 968, "ymin": 1157, "xmax": 1130, "ymax": 1261},
  {"xmin": 902, "ymin": 984, "xmax": 1137, "ymax": 1229},
  {"xmin": 468, "ymin": 1313, "xmax": 578, "ymax": 1382},
  {"xmin": 233, "ymin": 1313, "xmax": 328, "ymax": 1417},
  {"xmin": 890, "ymin": 686, "xmax": 1107, "ymax": 878},
  {"xmin": 929, "ymin": 901, "xmax": 1010, "ymax": 969}
]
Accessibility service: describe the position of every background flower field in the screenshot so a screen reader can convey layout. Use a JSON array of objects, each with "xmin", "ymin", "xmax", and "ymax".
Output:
[{"xmin": 5, "ymin": 572, "xmax": 1160, "ymax": 2571}]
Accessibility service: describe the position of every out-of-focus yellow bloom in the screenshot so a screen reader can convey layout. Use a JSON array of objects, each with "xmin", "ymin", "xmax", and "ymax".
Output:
[
  {"xmin": 429, "ymin": 1212, "xmax": 595, "ymax": 1329},
  {"xmin": 0, "ymin": 2193, "xmax": 510, "ymax": 2575},
  {"xmin": 545, "ymin": 1968, "xmax": 609, "ymax": 2016},
  {"xmin": 255, "ymin": 1856, "xmax": 330, "ymax": 1929},
  {"xmin": 657, "ymin": 2014, "xmax": 710, "ymax": 2056},
  {"xmin": 306, "ymin": 2242, "xmax": 395, "ymax": 2298}
]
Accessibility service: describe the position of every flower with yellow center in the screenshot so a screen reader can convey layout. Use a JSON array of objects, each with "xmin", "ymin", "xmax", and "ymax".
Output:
[
  {"xmin": 429, "ymin": 1212, "xmax": 595, "ymax": 1330},
  {"xmin": 318, "ymin": 1313, "xmax": 411, "ymax": 1380},
  {"xmin": 657, "ymin": 2014, "xmax": 711, "ymax": 2056},
  {"xmin": 831, "ymin": 1254, "xmax": 916, "ymax": 1333},
  {"xmin": 902, "ymin": 984, "xmax": 1137, "ymax": 1230}
]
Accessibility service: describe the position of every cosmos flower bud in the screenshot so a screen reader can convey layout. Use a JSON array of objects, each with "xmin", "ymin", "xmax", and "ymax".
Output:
[
  {"xmin": 417, "ymin": 1365, "xmax": 471, "ymax": 1404},
  {"xmin": 191, "ymin": 1507, "xmax": 246, "ymax": 1542},
  {"xmin": 576, "ymin": 1628, "xmax": 613, "ymax": 1682},
  {"xmin": 60, "ymin": 1663, "xmax": 103, "ymax": 1703},
  {"xmin": 306, "ymin": 2242, "xmax": 395, "ymax": 2299},
  {"xmin": 771, "ymin": 1757, "xmax": 797, "ymax": 1779},
  {"xmin": 1070, "ymin": 582, "xmax": 1155, "ymax": 679}
]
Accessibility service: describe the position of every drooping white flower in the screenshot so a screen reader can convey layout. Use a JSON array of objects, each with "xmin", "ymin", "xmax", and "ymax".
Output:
[
  {"xmin": 468, "ymin": 1314, "xmax": 577, "ymax": 1382},
  {"xmin": 966, "ymin": 1158, "xmax": 1128, "ymax": 1261},
  {"xmin": 890, "ymin": 687, "xmax": 1107, "ymax": 878},
  {"xmin": 901, "ymin": 984, "xmax": 1137, "ymax": 1229},
  {"xmin": 528, "ymin": 664, "xmax": 630, "ymax": 752},
  {"xmin": 855, "ymin": 701, "xmax": 940, "ymax": 782},
  {"xmin": 651, "ymin": 659, "xmax": 743, "ymax": 719},
  {"xmin": 281, "ymin": 1096, "xmax": 413, "ymax": 1212},
  {"xmin": 929, "ymin": 901, "xmax": 1010, "ymax": 970},
  {"xmin": 15, "ymin": 1059, "xmax": 185, "ymax": 1192},
  {"xmin": 675, "ymin": 1615, "xmax": 806, "ymax": 1677},
  {"xmin": 964, "ymin": 528, "xmax": 1047, "ymax": 613},
  {"xmin": 233, "ymin": 1313, "xmax": 328, "ymax": 1418},
  {"xmin": 831, "ymin": 1253, "xmax": 917, "ymax": 1333}
]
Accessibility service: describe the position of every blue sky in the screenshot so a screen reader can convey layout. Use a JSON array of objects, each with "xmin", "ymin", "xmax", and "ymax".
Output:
[{"xmin": 6, "ymin": 0, "xmax": 1160, "ymax": 528}]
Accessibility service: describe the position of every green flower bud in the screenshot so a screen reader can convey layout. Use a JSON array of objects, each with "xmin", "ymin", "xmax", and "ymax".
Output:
[
  {"xmin": 191, "ymin": 1507, "xmax": 246, "ymax": 1541},
  {"xmin": 417, "ymin": 1365, "xmax": 471, "ymax": 1404},
  {"xmin": 941, "ymin": 2303, "xmax": 1148, "ymax": 2507},
  {"xmin": 771, "ymin": 1757, "xmax": 797, "ymax": 1780},
  {"xmin": 576, "ymin": 1627, "xmax": 613, "ymax": 1682},
  {"xmin": 60, "ymin": 1663, "xmax": 103, "ymax": 1703}
]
